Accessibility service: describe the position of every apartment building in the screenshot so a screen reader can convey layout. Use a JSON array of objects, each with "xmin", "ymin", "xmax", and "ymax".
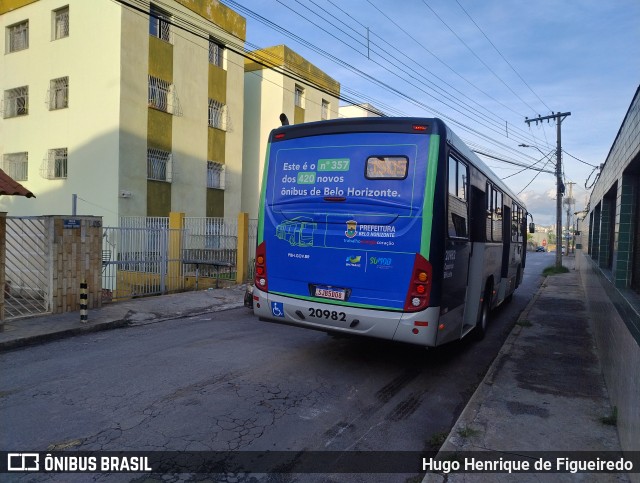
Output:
[
  {"xmin": 0, "ymin": 0, "xmax": 246, "ymax": 226},
  {"xmin": 241, "ymin": 45, "xmax": 340, "ymax": 219}
]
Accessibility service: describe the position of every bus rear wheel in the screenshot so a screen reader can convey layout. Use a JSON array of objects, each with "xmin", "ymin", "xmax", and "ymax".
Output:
[{"xmin": 474, "ymin": 289, "xmax": 490, "ymax": 340}]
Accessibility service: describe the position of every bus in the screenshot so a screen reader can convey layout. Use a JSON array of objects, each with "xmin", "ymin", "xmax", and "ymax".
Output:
[{"xmin": 252, "ymin": 117, "xmax": 531, "ymax": 347}]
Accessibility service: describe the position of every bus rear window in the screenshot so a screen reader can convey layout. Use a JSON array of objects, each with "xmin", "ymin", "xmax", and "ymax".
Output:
[{"xmin": 365, "ymin": 156, "xmax": 408, "ymax": 180}]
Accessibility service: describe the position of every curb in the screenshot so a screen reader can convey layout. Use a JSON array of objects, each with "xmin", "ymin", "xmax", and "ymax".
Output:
[
  {"xmin": 421, "ymin": 277, "xmax": 545, "ymax": 482},
  {"xmin": 0, "ymin": 301, "xmax": 247, "ymax": 353}
]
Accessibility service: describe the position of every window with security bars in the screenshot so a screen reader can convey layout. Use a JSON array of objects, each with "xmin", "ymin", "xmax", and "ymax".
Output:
[
  {"xmin": 149, "ymin": 4, "xmax": 171, "ymax": 43},
  {"xmin": 49, "ymin": 77, "xmax": 69, "ymax": 110},
  {"xmin": 2, "ymin": 152, "xmax": 28, "ymax": 181},
  {"xmin": 148, "ymin": 76, "xmax": 170, "ymax": 112},
  {"xmin": 295, "ymin": 85, "xmax": 305, "ymax": 108},
  {"xmin": 53, "ymin": 6, "xmax": 69, "ymax": 40},
  {"xmin": 207, "ymin": 161, "xmax": 225, "ymax": 189},
  {"xmin": 208, "ymin": 99, "xmax": 226, "ymax": 130},
  {"xmin": 321, "ymin": 99, "xmax": 330, "ymax": 120},
  {"xmin": 6, "ymin": 20, "xmax": 28, "ymax": 52},
  {"xmin": 147, "ymin": 148, "xmax": 172, "ymax": 182},
  {"xmin": 209, "ymin": 38, "xmax": 224, "ymax": 67},
  {"xmin": 3, "ymin": 86, "xmax": 29, "ymax": 118},
  {"xmin": 41, "ymin": 148, "xmax": 68, "ymax": 179}
]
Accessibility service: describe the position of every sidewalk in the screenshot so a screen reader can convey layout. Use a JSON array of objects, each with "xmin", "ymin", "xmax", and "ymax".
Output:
[
  {"xmin": 0, "ymin": 284, "xmax": 247, "ymax": 352},
  {"xmin": 424, "ymin": 255, "xmax": 630, "ymax": 482}
]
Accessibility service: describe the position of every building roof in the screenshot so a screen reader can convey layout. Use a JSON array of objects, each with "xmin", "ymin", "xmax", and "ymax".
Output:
[{"xmin": 0, "ymin": 169, "xmax": 35, "ymax": 198}]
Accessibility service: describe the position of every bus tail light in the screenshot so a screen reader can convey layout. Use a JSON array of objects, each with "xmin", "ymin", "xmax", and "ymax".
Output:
[
  {"xmin": 404, "ymin": 253, "xmax": 432, "ymax": 312},
  {"xmin": 254, "ymin": 242, "xmax": 268, "ymax": 292}
]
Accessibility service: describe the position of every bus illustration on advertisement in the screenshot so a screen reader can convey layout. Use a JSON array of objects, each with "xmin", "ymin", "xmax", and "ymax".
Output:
[
  {"xmin": 276, "ymin": 217, "xmax": 317, "ymax": 247},
  {"xmin": 252, "ymin": 117, "xmax": 531, "ymax": 347}
]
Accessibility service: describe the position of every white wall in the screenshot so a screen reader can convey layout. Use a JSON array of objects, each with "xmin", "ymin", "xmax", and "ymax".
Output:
[{"xmin": 0, "ymin": 0, "xmax": 123, "ymax": 227}]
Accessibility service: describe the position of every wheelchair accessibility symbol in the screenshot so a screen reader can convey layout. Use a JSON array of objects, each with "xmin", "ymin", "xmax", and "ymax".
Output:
[{"xmin": 271, "ymin": 302, "xmax": 285, "ymax": 318}]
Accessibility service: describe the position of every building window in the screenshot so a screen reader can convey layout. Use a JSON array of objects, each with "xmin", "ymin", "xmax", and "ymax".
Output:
[
  {"xmin": 321, "ymin": 99, "xmax": 329, "ymax": 119},
  {"xmin": 207, "ymin": 161, "xmax": 225, "ymax": 189},
  {"xmin": 41, "ymin": 148, "xmax": 67, "ymax": 179},
  {"xmin": 2, "ymin": 152, "xmax": 28, "ymax": 181},
  {"xmin": 149, "ymin": 4, "xmax": 171, "ymax": 43},
  {"xmin": 148, "ymin": 75, "xmax": 170, "ymax": 112},
  {"xmin": 147, "ymin": 148, "xmax": 172, "ymax": 182},
  {"xmin": 53, "ymin": 6, "xmax": 69, "ymax": 40},
  {"xmin": 3, "ymin": 86, "xmax": 29, "ymax": 118},
  {"xmin": 6, "ymin": 20, "xmax": 29, "ymax": 53},
  {"xmin": 208, "ymin": 99, "xmax": 226, "ymax": 130},
  {"xmin": 295, "ymin": 85, "xmax": 305, "ymax": 108},
  {"xmin": 209, "ymin": 38, "xmax": 224, "ymax": 67},
  {"xmin": 49, "ymin": 77, "xmax": 69, "ymax": 110}
]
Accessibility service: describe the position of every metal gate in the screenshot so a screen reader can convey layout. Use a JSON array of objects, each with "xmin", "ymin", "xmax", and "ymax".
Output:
[
  {"xmin": 101, "ymin": 224, "xmax": 184, "ymax": 302},
  {"xmin": 4, "ymin": 216, "xmax": 52, "ymax": 319}
]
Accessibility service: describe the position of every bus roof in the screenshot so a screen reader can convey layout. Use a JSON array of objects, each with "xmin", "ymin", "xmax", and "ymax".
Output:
[{"xmin": 269, "ymin": 117, "xmax": 526, "ymax": 210}]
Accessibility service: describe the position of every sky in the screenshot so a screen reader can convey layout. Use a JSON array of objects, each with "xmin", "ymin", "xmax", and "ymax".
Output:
[{"xmin": 226, "ymin": 0, "xmax": 640, "ymax": 227}]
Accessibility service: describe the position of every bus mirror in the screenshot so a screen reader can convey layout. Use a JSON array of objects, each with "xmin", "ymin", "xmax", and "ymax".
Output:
[{"xmin": 529, "ymin": 222, "xmax": 535, "ymax": 234}]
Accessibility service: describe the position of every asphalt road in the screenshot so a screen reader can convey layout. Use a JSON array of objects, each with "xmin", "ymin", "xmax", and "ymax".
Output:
[{"xmin": 0, "ymin": 253, "xmax": 551, "ymax": 482}]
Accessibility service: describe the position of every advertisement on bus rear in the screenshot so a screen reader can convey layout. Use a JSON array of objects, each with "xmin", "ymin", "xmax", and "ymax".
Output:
[{"xmin": 263, "ymin": 131, "xmax": 432, "ymax": 310}]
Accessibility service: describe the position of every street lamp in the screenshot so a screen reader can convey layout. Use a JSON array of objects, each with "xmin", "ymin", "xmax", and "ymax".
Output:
[{"xmin": 519, "ymin": 143, "xmax": 563, "ymax": 269}]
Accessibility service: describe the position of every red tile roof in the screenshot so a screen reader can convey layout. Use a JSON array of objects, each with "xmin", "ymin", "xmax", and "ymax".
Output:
[{"xmin": 0, "ymin": 169, "xmax": 35, "ymax": 198}]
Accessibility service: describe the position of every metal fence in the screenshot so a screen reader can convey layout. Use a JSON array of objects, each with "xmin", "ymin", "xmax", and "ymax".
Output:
[
  {"xmin": 101, "ymin": 216, "xmax": 245, "ymax": 302},
  {"xmin": 101, "ymin": 225, "xmax": 184, "ymax": 302},
  {"xmin": 248, "ymin": 218, "xmax": 258, "ymax": 281},
  {"xmin": 4, "ymin": 217, "xmax": 52, "ymax": 319}
]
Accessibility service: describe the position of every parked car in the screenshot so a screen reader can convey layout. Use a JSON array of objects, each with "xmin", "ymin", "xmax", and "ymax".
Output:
[{"xmin": 535, "ymin": 246, "xmax": 547, "ymax": 252}]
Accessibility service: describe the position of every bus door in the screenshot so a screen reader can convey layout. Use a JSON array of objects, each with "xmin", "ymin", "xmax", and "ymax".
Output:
[{"xmin": 439, "ymin": 155, "xmax": 470, "ymax": 343}]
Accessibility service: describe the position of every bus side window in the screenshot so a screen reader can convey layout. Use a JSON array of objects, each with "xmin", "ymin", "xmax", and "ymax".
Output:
[
  {"xmin": 448, "ymin": 156, "xmax": 469, "ymax": 239},
  {"xmin": 493, "ymin": 189, "xmax": 503, "ymax": 241}
]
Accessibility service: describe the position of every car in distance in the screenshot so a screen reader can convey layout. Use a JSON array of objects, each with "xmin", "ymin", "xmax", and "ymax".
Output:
[{"xmin": 535, "ymin": 246, "xmax": 547, "ymax": 252}]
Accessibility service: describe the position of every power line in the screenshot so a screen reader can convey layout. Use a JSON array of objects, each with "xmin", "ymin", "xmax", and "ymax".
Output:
[
  {"xmin": 453, "ymin": 0, "xmax": 552, "ymax": 113},
  {"xmin": 420, "ymin": 0, "xmax": 541, "ymax": 115}
]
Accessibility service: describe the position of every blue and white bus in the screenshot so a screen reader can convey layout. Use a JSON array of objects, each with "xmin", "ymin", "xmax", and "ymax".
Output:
[{"xmin": 252, "ymin": 117, "xmax": 530, "ymax": 347}]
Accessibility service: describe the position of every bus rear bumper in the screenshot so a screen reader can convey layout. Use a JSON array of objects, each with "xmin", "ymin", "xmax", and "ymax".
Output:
[{"xmin": 252, "ymin": 288, "xmax": 440, "ymax": 347}]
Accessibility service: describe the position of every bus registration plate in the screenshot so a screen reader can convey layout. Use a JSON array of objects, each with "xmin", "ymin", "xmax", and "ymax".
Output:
[{"xmin": 315, "ymin": 287, "xmax": 346, "ymax": 301}]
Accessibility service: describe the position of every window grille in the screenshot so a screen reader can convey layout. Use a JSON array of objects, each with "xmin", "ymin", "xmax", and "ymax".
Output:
[
  {"xmin": 49, "ymin": 77, "xmax": 69, "ymax": 110},
  {"xmin": 295, "ymin": 85, "xmax": 305, "ymax": 108},
  {"xmin": 53, "ymin": 6, "xmax": 69, "ymax": 39},
  {"xmin": 41, "ymin": 148, "xmax": 67, "ymax": 179},
  {"xmin": 6, "ymin": 20, "xmax": 28, "ymax": 52},
  {"xmin": 149, "ymin": 5, "xmax": 171, "ymax": 43},
  {"xmin": 209, "ymin": 38, "xmax": 224, "ymax": 67},
  {"xmin": 321, "ymin": 99, "xmax": 329, "ymax": 120},
  {"xmin": 2, "ymin": 152, "xmax": 28, "ymax": 181},
  {"xmin": 147, "ymin": 148, "xmax": 172, "ymax": 182},
  {"xmin": 207, "ymin": 161, "xmax": 225, "ymax": 189},
  {"xmin": 148, "ymin": 75, "xmax": 169, "ymax": 112},
  {"xmin": 208, "ymin": 99, "xmax": 226, "ymax": 130},
  {"xmin": 3, "ymin": 86, "xmax": 29, "ymax": 118},
  {"xmin": 148, "ymin": 76, "xmax": 181, "ymax": 115}
]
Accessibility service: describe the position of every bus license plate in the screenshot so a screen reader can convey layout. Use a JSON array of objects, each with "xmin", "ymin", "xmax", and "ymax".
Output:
[{"xmin": 315, "ymin": 287, "xmax": 346, "ymax": 301}]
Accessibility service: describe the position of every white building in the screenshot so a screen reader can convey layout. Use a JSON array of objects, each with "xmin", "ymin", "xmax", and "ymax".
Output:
[
  {"xmin": 0, "ymin": 0, "xmax": 246, "ymax": 226},
  {"xmin": 339, "ymin": 103, "xmax": 384, "ymax": 118},
  {"xmin": 241, "ymin": 45, "xmax": 340, "ymax": 220}
]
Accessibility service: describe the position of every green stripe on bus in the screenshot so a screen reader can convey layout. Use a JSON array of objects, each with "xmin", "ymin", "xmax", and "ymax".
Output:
[
  {"xmin": 421, "ymin": 135, "xmax": 440, "ymax": 258},
  {"xmin": 257, "ymin": 143, "xmax": 271, "ymax": 244}
]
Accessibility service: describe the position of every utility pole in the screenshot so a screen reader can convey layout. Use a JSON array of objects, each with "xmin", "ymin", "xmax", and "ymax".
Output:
[{"xmin": 525, "ymin": 112, "xmax": 571, "ymax": 269}]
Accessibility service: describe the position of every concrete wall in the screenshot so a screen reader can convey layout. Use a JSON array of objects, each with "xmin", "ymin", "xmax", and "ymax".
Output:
[
  {"xmin": 579, "ymin": 86, "xmax": 640, "ymax": 460},
  {"xmin": 576, "ymin": 251, "xmax": 640, "ymax": 459}
]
